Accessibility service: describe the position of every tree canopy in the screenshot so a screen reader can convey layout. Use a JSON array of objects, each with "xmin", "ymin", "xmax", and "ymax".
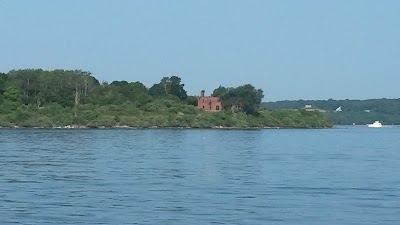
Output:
[
  {"xmin": 149, "ymin": 76, "xmax": 187, "ymax": 100},
  {"xmin": 213, "ymin": 84, "xmax": 264, "ymax": 114},
  {"xmin": 0, "ymin": 69, "xmax": 330, "ymax": 128}
]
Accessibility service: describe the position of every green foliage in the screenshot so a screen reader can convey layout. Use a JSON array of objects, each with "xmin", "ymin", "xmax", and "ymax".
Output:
[
  {"xmin": 0, "ymin": 69, "xmax": 331, "ymax": 128},
  {"xmin": 4, "ymin": 86, "xmax": 20, "ymax": 102},
  {"xmin": 185, "ymin": 95, "xmax": 198, "ymax": 106},
  {"xmin": 2, "ymin": 86, "xmax": 20, "ymax": 110},
  {"xmin": 0, "ymin": 73, "xmax": 7, "ymax": 102},
  {"xmin": 212, "ymin": 86, "xmax": 228, "ymax": 97},
  {"xmin": 149, "ymin": 76, "xmax": 187, "ymax": 100},
  {"xmin": 87, "ymin": 81, "xmax": 151, "ymax": 107},
  {"xmin": 148, "ymin": 83, "xmax": 165, "ymax": 97},
  {"xmin": 213, "ymin": 84, "xmax": 264, "ymax": 114},
  {"xmin": 0, "ymin": 115, "xmax": 13, "ymax": 127},
  {"xmin": 264, "ymin": 98, "xmax": 400, "ymax": 125},
  {"xmin": 6, "ymin": 69, "xmax": 99, "ymax": 107}
]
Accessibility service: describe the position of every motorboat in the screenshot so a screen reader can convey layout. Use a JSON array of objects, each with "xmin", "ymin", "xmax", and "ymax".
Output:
[{"xmin": 367, "ymin": 121, "xmax": 382, "ymax": 128}]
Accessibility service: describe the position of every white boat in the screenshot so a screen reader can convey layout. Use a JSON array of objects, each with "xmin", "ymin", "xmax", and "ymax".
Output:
[{"xmin": 367, "ymin": 121, "xmax": 382, "ymax": 128}]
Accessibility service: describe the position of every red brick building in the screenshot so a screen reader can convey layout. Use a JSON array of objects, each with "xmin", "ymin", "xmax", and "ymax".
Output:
[{"xmin": 197, "ymin": 90, "xmax": 222, "ymax": 111}]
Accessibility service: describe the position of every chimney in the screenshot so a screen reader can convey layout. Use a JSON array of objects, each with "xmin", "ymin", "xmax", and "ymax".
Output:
[{"xmin": 200, "ymin": 90, "xmax": 205, "ymax": 98}]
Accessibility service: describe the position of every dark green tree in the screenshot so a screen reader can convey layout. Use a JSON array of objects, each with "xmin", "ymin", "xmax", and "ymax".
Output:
[
  {"xmin": 2, "ymin": 85, "xmax": 21, "ymax": 111},
  {"xmin": 0, "ymin": 73, "xmax": 7, "ymax": 102},
  {"xmin": 6, "ymin": 69, "xmax": 100, "ymax": 107},
  {"xmin": 212, "ymin": 85, "xmax": 228, "ymax": 97},
  {"xmin": 213, "ymin": 84, "xmax": 264, "ymax": 114},
  {"xmin": 149, "ymin": 76, "xmax": 187, "ymax": 100},
  {"xmin": 166, "ymin": 76, "xmax": 187, "ymax": 100},
  {"xmin": 149, "ymin": 83, "xmax": 165, "ymax": 97},
  {"xmin": 4, "ymin": 86, "xmax": 20, "ymax": 102}
]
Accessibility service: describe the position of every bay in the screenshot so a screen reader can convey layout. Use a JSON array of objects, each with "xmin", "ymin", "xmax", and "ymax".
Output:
[{"xmin": 0, "ymin": 127, "xmax": 399, "ymax": 224}]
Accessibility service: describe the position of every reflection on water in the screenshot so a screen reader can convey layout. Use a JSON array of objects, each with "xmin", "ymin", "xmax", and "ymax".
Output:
[{"xmin": 0, "ymin": 128, "xmax": 399, "ymax": 224}]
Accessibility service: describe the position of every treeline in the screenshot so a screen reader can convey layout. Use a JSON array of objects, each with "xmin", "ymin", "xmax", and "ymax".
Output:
[
  {"xmin": 212, "ymin": 85, "xmax": 264, "ymax": 115},
  {"xmin": 0, "ymin": 69, "xmax": 331, "ymax": 128},
  {"xmin": 263, "ymin": 99, "xmax": 400, "ymax": 125}
]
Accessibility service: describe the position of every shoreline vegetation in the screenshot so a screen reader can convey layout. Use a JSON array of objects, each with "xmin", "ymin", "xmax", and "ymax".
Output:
[
  {"xmin": 0, "ymin": 125, "xmax": 325, "ymax": 130},
  {"xmin": 263, "ymin": 99, "xmax": 400, "ymax": 125},
  {"xmin": 0, "ymin": 126, "xmax": 322, "ymax": 130},
  {"xmin": 0, "ymin": 69, "xmax": 332, "ymax": 129}
]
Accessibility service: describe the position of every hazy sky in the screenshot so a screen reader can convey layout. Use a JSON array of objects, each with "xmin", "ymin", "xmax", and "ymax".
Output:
[{"xmin": 1, "ymin": 0, "xmax": 399, "ymax": 101}]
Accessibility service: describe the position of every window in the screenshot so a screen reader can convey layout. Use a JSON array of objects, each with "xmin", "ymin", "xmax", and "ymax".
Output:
[
  {"xmin": 216, "ymin": 106, "xmax": 220, "ymax": 110},
  {"xmin": 202, "ymin": 105, "xmax": 204, "ymax": 109},
  {"xmin": 202, "ymin": 99, "xmax": 204, "ymax": 103}
]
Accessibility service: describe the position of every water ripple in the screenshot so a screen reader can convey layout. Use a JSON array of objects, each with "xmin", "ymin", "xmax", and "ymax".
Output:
[{"xmin": 0, "ymin": 128, "xmax": 399, "ymax": 224}]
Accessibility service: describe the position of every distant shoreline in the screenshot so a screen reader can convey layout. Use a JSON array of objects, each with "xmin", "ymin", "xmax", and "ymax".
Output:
[
  {"xmin": 335, "ymin": 124, "xmax": 400, "ymax": 127},
  {"xmin": 0, "ymin": 69, "xmax": 332, "ymax": 130},
  {"xmin": 0, "ymin": 125, "xmax": 331, "ymax": 130}
]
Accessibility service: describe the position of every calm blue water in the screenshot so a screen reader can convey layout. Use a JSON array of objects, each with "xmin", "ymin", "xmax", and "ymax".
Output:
[{"xmin": 0, "ymin": 127, "xmax": 399, "ymax": 224}]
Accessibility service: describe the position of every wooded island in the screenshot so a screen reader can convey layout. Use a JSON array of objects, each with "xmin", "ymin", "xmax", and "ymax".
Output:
[{"xmin": 0, "ymin": 69, "xmax": 331, "ymax": 128}]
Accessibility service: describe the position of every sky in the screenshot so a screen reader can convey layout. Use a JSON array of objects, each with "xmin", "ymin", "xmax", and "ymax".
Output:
[{"xmin": 0, "ymin": 0, "xmax": 399, "ymax": 101}]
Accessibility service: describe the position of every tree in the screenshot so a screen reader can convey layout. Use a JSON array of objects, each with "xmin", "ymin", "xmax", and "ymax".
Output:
[
  {"xmin": 87, "ymin": 80, "xmax": 151, "ymax": 106},
  {"xmin": 212, "ymin": 85, "xmax": 228, "ymax": 97},
  {"xmin": 149, "ymin": 83, "xmax": 165, "ymax": 97},
  {"xmin": 212, "ymin": 84, "xmax": 264, "ymax": 114},
  {"xmin": 2, "ymin": 85, "xmax": 20, "ymax": 110},
  {"xmin": 4, "ymin": 86, "xmax": 20, "ymax": 103},
  {"xmin": 5, "ymin": 69, "xmax": 100, "ymax": 107},
  {"xmin": 185, "ymin": 95, "xmax": 198, "ymax": 106},
  {"xmin": 166, "ymin": 76, "xmax": 187, "ymax": 100},
  {"xmin": 0, "ymin": 68, "xmax": 332, "ymax": 128},
  {"xmin": 0, "ymin": 73, "xmax": 7, "ymax": 102},
  {"xmin": 149, "ymin": 76, "xmax": 187, "ymax": 100}
]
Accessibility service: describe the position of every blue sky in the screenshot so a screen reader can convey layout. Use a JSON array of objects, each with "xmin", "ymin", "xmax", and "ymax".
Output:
[{"xmin": 1, "ymin": 0, "xmax": 399, "ymax": 101}]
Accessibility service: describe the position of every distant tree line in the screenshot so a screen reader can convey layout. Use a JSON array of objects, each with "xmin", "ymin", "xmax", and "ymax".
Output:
[
  {"xmin": 263, "ymin": 99, "xmax": 400, "ymax": 125},
  {"xmin": 0, "ymin": 69, "xmax": 331, "ymax": 128}
]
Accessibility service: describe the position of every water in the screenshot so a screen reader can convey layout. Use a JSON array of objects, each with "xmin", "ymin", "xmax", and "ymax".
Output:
[{"xmin": 0, "ymin": 127, "xmax": 399, "ymax": 224}]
